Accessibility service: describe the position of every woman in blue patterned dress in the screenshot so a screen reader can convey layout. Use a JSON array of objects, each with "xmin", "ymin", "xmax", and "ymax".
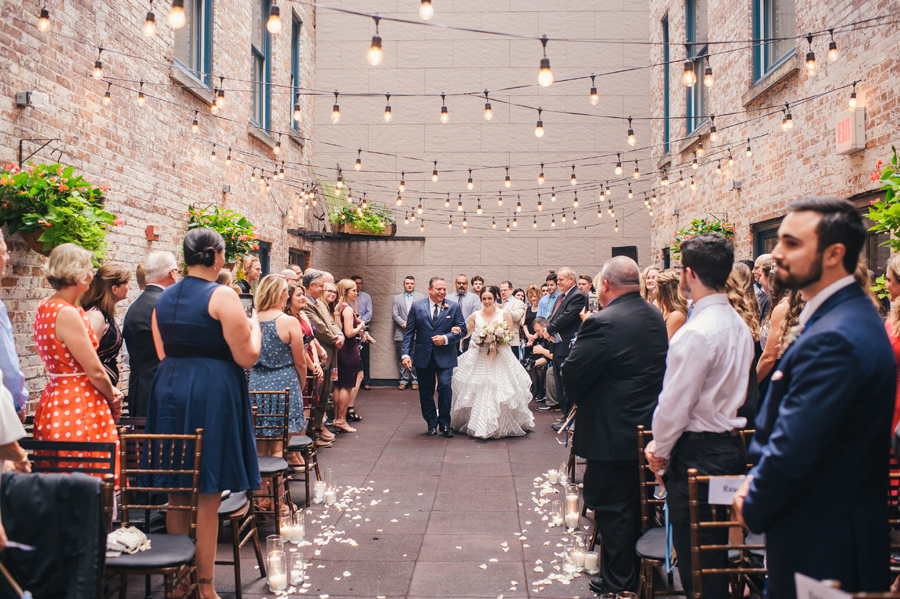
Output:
[{"xmin": 249, "ymin": 274, "xmax": 307, "ymax": 467}]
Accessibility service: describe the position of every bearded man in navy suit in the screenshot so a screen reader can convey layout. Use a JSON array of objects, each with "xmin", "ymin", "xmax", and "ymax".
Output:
[
  {"xmin": 733, "ymin": 197, "xmax": 895, "ymax": 599},
  {"xmin": 402, "ymin": 276, "xmax": 467, "ymax": 437}
]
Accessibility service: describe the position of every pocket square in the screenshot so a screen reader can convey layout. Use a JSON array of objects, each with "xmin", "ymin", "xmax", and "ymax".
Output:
[
  {"xmin": 771, "ymin": 370, "xmax": 783, "ymax": 381},
  {"xmin": 445, "ymin": 315, "xmax": 451, "ymax": 318}
]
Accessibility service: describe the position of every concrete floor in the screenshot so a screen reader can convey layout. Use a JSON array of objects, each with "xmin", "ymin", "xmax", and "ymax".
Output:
[{"xmin": 126, "ymin": 388, "xmax": 602, "ymax": 598}]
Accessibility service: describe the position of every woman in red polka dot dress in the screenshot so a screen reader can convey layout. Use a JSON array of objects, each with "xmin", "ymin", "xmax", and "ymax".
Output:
[{"xmin": 33, "ymin": 244, "xmax": 123, "ymax": 487}]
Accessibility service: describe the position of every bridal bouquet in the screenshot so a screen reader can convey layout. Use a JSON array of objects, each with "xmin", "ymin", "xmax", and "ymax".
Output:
[{"xmin": 472, "ymin": 321, "xmax": 513, "ymax": 356}]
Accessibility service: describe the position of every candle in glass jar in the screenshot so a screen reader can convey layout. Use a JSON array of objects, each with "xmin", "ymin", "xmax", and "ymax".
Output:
[
  {"xmin": 268, "ymin": 572, "xmax": 287, "ymax": 591},
  {"xmin": 313, "ymin": 480, "xmax": 326, "ymax": 504},
  {"xmin": 565, "ymin": 511, "xmax": 579, "ymax": 529},
  {"xmin": 584, "ymin": 551, "xmax": 599, "ymax": 572},
  {"xmin": 324, "ymin": 489, "xmax": 337, "ymax": 505},
  {"xmin": 572, "ymin": 548, "xmax": 586, "ymax": 567},
  {"xmin": 558, "ymin": 470, "xmax": 569, "ymax": 485},
  {"xmin": 565, "ymin": 493, "xmax": 578, "ymax": 514},
  {"xmin": 547, "ymin": 469, "xmax": 558, "ymax": 484},
  {"xmin": 291, "ymin": 568, "xmax": 304, "ymax": 585},
  {"xmin": 291, "ymin": 524, "xmax": 305, "ymax": 543}
]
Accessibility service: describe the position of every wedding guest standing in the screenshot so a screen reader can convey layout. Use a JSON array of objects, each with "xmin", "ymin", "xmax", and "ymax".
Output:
[
  {"xmin": 123, "ymin": 251, "xmax": 178, "ymax": 417},
  {"xmin": 81, "ymin": 263, "xmax": 130, "ymax": 387},
  {"xmin": 521, "ymin": 285, "xmax": 542, "ymax": 364},
  {"xmin": 448, "ymin": 274, "xmax": 482, "ymax": 355},
  {"xmin": 654, "ymin": 270, "xmax": 687, "ymax": 339},
  {"xmin": 332, "ymin": 279, "xmax": 366, "ymax": 433},
  {"xmin": 238, "ymin": 256, "xmax": 262, "ymax": 294},
  {"xmin": 303, "ymin": 270, "xmax": 345, "ymax": 442},
  {"xmin": 536, "ymin": 273, "xmax": 559, "ymax": 318},
  {"xmin": 543, "ymin": 267, "xmax": 585, "ymax": 424},
  {"xmin": 0, "ymin": 232, "xmax": 28, "ymax": 416},
  {"xmin": 470, "ymin": 275, "xmax": 484, "ymax": 296},
  {"xmin": 640, "ymin": 265, "xmax": 660, "ymax": 304},
  {"xmin": 149, "ymin": 228, "xmax": 261, "ymax": 598},
  {"xmin": 884, "ymin": 254, "xmax": 900, "ymax": 432},
  {"xmin": 285, "ymin": 285, "xmax": 330, "ymax": 445},
  {"xmin": 645, "ymin": 234, "xmax": 752, "ymax": 599},
  {"xmin": 726, "ymin": 262, "xmax": 762, "ymax": 418},
  {"xmin": 564, "ymin": 257, "xmax": 668, "ymax": 595},
  {"xmin": 392, "ymin": 276, "xmax": 425, "ymax": 390},
  {"xmin": 350, "ymin": 276, "xmax": 373, "ymax": 390},
  {"xmin": 33, "ymin": 244, "xmax": 123, "ymax": 482},
  {"xmin": 499, "ymin": 281, "xmax": 526, "ymax": 352},
  {"xmin": 577, "ymin": 274, "xmax": 593, "ymax": 310},
  {"xmin": 753, "ymin": 253, "xmax": 772, "ymax": 321}
]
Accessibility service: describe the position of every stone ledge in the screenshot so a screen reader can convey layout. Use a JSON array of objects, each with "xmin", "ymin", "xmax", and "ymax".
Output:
[
  {"xmin": 742, "ymin": 49, "xmax": 800, "ymax": 107},
  {"xmin": 289, "ymin": 132, "xmax": 306, "ymax": 149},
  {"xmin": 169, "ymin": 65, "xmax": 216, "ymax": 105},
  {"xmin": 677, "ymin": 119, "xmax": 712, "ymax": 155},
  {"xmin": 248, "ymin": 124, "xmax": 278, "ymax": 150}
]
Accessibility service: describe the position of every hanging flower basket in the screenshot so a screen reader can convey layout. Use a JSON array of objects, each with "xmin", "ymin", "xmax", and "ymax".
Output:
[
  {"xmin": 330, "ymin": 203, "xmax": 396, "ymax": 235},
  {"xmin": 672, "ymin": 218, "xmax": 737, "ymax": 258},
  {"xmin": 0, "ymin": 162, "xmax": 119, "ymax": 262},
  {"xmin": 186, "ymin": 205, "xmax": 258, "ymax": 265},
  {"xmin": 336, "ymin": 221, "xmax": 397, "ymax": 237}
]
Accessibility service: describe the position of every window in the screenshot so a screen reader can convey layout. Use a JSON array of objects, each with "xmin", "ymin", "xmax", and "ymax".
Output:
[
  {"xmin": 173, "ymin": 0, "xmax": 213, "ymax": 86},
  {"xmin": 685, "ymin": 0, "xmax": 708, "ymax": 134},
  {"xmin": 663, "ymin": 248, "xmax": 671, "ymax": 270},
  {"xmin": 291, "ymin": 14, "xmax": 302, "ymax": 131},
  {"xmin": 612, "ymin": 246, "xmax": 639, "ymax": 262},
  {"xmin": 662, "ymin": 15, "xmax": 670, "ymax": 154},
  {"xmin": 254, "ymin": 241, "xmax": 271, "ymax": 276},
  {"xmin": 289, "ymin": 248, "xmax": 307, "ymax": 270},
  {"xmin": 754, "ymin": 0, "xmax": 796, "ymax": 80},
  {"xmin": 252, "ymin": 0, "xmax": 272, "ymax": 129}
]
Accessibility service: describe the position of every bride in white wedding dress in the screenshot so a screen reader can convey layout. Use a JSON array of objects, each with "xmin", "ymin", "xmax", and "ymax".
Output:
[{"xmin": 450, "ymin": 285, "xmax": 535, "ymax": 439}]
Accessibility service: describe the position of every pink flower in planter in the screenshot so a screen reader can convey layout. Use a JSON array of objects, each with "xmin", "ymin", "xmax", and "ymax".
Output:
[{"xmin": 113, "ymin": 217, "xmax": 124, "ymax": 226}]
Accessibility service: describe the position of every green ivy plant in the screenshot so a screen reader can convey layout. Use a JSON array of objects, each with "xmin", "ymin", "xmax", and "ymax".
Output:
[
  {"xmin": 672, "ymin": 218, "xmax": 737, "ymax": 258},
  {"xmin": 0, "ymin": 162, "xmax": 119, "ymax": 262},
  {"xmin": 329, "ymin": 201, "xmax": 395, "ymax": 234},
  {"xmin": 866, "ymin": 145, "xmax": 899, "ymax": 297},
  {"xmin": 186, "ymin": 204, "xmax": 258, "ymax": 264}
]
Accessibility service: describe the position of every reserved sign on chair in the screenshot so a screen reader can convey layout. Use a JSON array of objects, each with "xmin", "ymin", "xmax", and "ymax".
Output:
[
  {"xmin": 794, "ymin": 573, "xmax": 851, "ymax": 599},
  {"xmin": 706, "ymin": 475, "xmax": 747, "ymax": 505}
]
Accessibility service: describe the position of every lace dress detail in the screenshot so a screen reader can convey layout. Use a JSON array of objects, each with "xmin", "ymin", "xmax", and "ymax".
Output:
[{"xmin": 450, "ymin": 310, "xmax": 535, "ymax": 439}]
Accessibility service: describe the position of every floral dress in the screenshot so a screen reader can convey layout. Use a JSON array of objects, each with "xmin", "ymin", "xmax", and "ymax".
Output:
[{"xmin": 33, "ymin": 298, "xmax": 120, "ymax": 488}]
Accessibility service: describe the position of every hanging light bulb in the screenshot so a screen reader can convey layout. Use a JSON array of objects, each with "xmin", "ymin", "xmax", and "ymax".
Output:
[
  {"xmin": 353, "ymin": 149, "xmax": 362, "ymax": 171},
  {"xmin": 615, "ymin": 220, "xmax": 619, "ymax": 233},
  {"xmin": 492, "ymin": 217, "xmax": 497, "ymax": 229},
  {"xmin": 457, "ymin": 195, "xmax": 463, "ymax": 211},
  {"xmin": 703, "ymin": 57, "xmax": 714, "ymax": 87},
  {"xmin": 368, "ymin": 17, "xmax": 383, "ymax": 66},
  {"xmin": 448, "ymin": 217, "xmax": 452, "ymax": 229},
  {"xmin": 102, "ymin": 82, "xmax": 112, "ymax": 105},
  {"xmin": 551, "ymin": 215, "xmax": 556, "ymax": 227},
  {"xmin": 93, "ymin": 50, "xmax": 104, "ymax": 79},
  {"xmin": 279, "ymin": 162, "xmax": 285, "ymax": 179},
  {"xmin": 535, "ymin": 108, "xmax": 544, "ymax": 138},
  {"xmin": 399, "ymin": 172, "xmax": 405, "ymax": 193},
  {"xmin": 397, "ymin": 194, "xmax": 403, "ymax": 206},
  {"xmin": 336, "ymin": 168, "xmax": 343, "ymax": 189},
  {"xmin": 445, "ymin": 194, "xmax": 450, "ymax": 208},
  {"xmin": 477, "ymin": 199, "xmax": 482, "ymax": 215},
  {"xmin": 432, "ymin": 161, "xmax": 439, "ymax": 182},
  {"xmin": 383, "ymin": 93, "xmax": 392, "ymax": 122},
  {"xmin": 467, "ymin": 169, "xmax": 474, "ymax": 190},
  {"xmin": 746, "ymin": 138, "xmax": 753, "ymax": 157},
  {"xmin": 274, "ymin": 136, "xmax": 282, "ymax": 154},
  {"xmin": 697, "ymin": 138, "xmax": 704, "ymax": 156},
  {"xmin": 538, "ymin": 35, "xmax": 554, "ymax": 87},
  {"xmin": 682, "ymin": 52, "xmax": 697, "ymax": 87},
  {"xmin": 551, "ymin": 187, "xmax": 556, "ymax": 202},
  {"xmin": 293, "ymin": 97, "xmax": 302, "ymax": 121},
  {"xmin": 728, "ymin": 150, "xmax": 734, "ymax": 165},
  {"xmin": 516, "ymin": 196, "xmax": 522, "ymax": 212},
  {"xmin": 420, "ymin": 219, "xmax": 425, "ymax": 232},
  {"xmin": 626, "ymin": 116, "xmax": 636, "ymax": 146},
  {"xmin": 572, "ymin": 191, "xmax": 578, "ymax": 207},
  {"xmin": 562, "ymin": 211, "xmax": 567, "ymax": 223},
  {"xmin": 537, "ymin": 195, "xmax": 543, "ymax": 211},
  {"xmin": 828, "ymin": 29, "xmax": 838, "ymax": 61},
  {"xmin": 265, "ymin": 178, "xmax": 271, "ymax": 191},
  {"xmin": 191, "ymin": 110, "xmax": 199, "ymax": 132},
  {"xmin": 849, "ymin": 83, "xmax": 858, "ymax": 110},
  {"xmin": 538, "ymin": 163, "xmax": 544, "ymax": 185},
  {"xmin": 498, "ymin": 192, "xmax": 503, "ymax": 206},
  {"xmin": 251, "ymin": 168, "xmax": 257, "ymax": 183},
  {"xmin": 144, "ymin": 1, "xmax": 157, "ymax": 35},
  {"xmin": 589, "ymin": 74, "xmax": 598, "ymax": 105},
  {"xmin": 633, "ymin": 160, "xmax": 640, "ymax": 179},
  {"xmin": 331, "ymin": 91, "xmax": 341, "ymax": 123},
  {"xmin": 716, "ymin": 160, "xmax": 721, "ymax": 173},
  {"xmin": 709, "ymin": 115, "xmax": 718, "ymax": 141},
  {"xmin": 506, "ymin": 220, "xmax": 510, "ymax": 232},
  {"xmin": 267, "ymin": 0, "xmax": 282, "ymax": 34},
  {"xmin": 605, "ymin": 181, "xmax": 611, "ymax": 197},
  {"xmin": 651, "ymin": 190, "xmax": 657, "ymax": 202},
  {"xmin": 410, "ymin": 210, "xmax": 416, "ymax": 221},
  {"xmin": 440, "ymin": 93, "xmax": 449, "ymax": 123},
  {"xmin": 805, "ymin": 34, "xmax": 816, "ymax": 75},
  {"xmin": 627, "ymin": 184, "xmax": 633, "ymax": 199},
  {"xmin": 505, "ymin": 166, "xmax": 511, "ymax": 188},
  {"xmin": 570, "ymin": 164, "xmax": 577, "ymax": 186},
  {"xmin": 210, "ymin": 100, "xmax": 219, "ymax": 115},
  {"xmin": 661, "ymin": 170, "xmax": 669, "ymax": 186},
  {"xmin": 598, "ymin": 206, "xmax": 603, "ymax": 218},
  {"xmin": 419, "ymin": 0, "xmax": 434, "ymax": 20},
  {"xmin": 615, "ymin": 153, "xmax": 622, "ymax": 175},
  {"xmin": 483, "ymin": 90, "xmax": 492, "ymax": 121},
  {"xmin": 226, "ymin": 148, "xmax": 232, "ymax": 166},
  {"xmin": 210, "ymin": 145, "xmax": 217, "ymax": 161},
  {"xmin": 678, "ymin": 171, "xmax": 685, "ymax": 187},
  {"xmin": 782, "ymin": 103, "xmax": 793, "ymax": 130},
  {"xmin": 573, "ymin": 212, "xmax": 578, "ymax": 225},
  {"xmin": 38, "ymin": 6, "xmax": 50, "ymax": 31},
  {"xmin": 692, "ymin": 153, "xmax": 699, "ymax": 170},
  {"xmin": 404, "ymin": 212, "xmax": 409, "ymax": 225},
  {"xmin": 417, "ymin": 200, "xmax": 423, "ymax": 214},
  {"xmin": 168, "ymin": 0, "xmax": 186, "ymax": 28},
  {"xmin": 533, "ymin": 216, "xmax": 538, "ymax": 228},
  {"xmin": 463, "ymin": 213, "xmax": 468, "ymax": 228}
]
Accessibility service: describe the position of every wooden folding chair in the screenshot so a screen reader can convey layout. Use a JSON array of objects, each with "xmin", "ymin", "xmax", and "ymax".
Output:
[
  {"xmin": 216, "ymin": 489, "xmax": 266, "ymax": 599},
  {"xmin": 687, "ymin": 468, "xmax": 766, "ymax": 599},
  {"xmin": 287, "ymin": 375, "xmax": 322, "ymax": 507},
  {"xmin": 105, "ymin": 428, "xmax": 204, "ymax": 599},
  {"xmin": 19, "ymin": 438, "xmax": 116, "ymax": 478},
  {"xmin": 249, "ymin": 389, "xmax": 296, "ymax": 533}
]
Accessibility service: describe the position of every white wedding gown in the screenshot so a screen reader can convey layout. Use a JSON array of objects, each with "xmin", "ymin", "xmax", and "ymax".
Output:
[{"xmin": 450, "ymin": 310, "xmax": 535, "ymax": 439}]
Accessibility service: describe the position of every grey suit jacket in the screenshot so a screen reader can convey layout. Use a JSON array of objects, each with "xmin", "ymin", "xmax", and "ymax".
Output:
[
  {"xmin": 503, "ymin": 297, "xmax": 527, "ymax": 345},
  {"xmin": 392, "ymin": 291, "xmax": 426, "ymax": 341}
]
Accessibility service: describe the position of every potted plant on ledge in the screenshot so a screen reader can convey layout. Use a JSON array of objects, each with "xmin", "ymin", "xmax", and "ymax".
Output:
[
  {"xmin": 0, "ymin": 162, "xmax": 120, "ymax": 262},
  {"xmin": 330, "ymin": 202, "xmax": 397, "ymax": 236},
  {"xmin": 186, "ymin": 204, "xmax": 258, "ymax": 268},
  {"xmin": 672, "ymin": 218, "xmax": 737, "ymax": 258}
]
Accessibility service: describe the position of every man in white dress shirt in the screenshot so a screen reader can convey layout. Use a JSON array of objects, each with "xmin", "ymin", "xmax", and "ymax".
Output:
[
  {"xmin": 499, "ymin": 281, "xmax": 526, "ymax": 349},
  {"xmin": 448, "ymin": 274, "xmax": 482, "ymax": 354},
  {"xmin": 645, "ymin": 233, "xmax": 752, "ymax": 599}
]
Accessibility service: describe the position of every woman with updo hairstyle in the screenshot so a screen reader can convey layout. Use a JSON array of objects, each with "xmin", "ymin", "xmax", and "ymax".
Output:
[
  {"xmin": 148, "ymin": 228, "xmax": 262, "ymax": 598},
  {"xmin": 33, "ymin": 243, "xmax": 123, "ymax": 487},
  {"xmin": 81, "ymin": 263, "xmax": 131, "ymax": 386}
]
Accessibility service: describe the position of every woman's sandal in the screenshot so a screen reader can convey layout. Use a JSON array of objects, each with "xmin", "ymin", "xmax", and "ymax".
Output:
[
  {"xmin": 314, "ymin": 439, "xmax": 334, "ymax": 448},
  {"xmin": 333, "ymin": 421, "xmax": 357, "ymax": 433},
  {"xmin": 346, "ymin": 408, "xmax": 362, "ymax": 422}
]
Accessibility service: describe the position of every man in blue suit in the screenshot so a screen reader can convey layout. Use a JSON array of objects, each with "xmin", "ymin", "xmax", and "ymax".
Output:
[
  {"xmin": 733, "ymin": 197, "xmax": 895, "ymax": 599},
  {"xmin": 402, "ymin": 276, "xmax": 467, "ymax": 437}
]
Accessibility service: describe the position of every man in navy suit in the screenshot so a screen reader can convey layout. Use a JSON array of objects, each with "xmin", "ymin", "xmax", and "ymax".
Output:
[
  {"xmin": 402, "ymin": 277, "xmax": 467, "ymax": 437},
  {"xmin": 733, "ymin": 197, "xmax": 895, "ymax": 599}
]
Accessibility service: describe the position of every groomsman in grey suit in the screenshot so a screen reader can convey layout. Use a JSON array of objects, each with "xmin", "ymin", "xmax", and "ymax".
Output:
[
  {"xmin": 499, "ymin": 281, "xmax": 526, "ymax": 350},
  {"xmin": 393, "ymin": 276, "xmax": 426, "ymax": 389},
  {"xmin": 448, "ymin": 274, "xmax": 482, "ymax": 354}
]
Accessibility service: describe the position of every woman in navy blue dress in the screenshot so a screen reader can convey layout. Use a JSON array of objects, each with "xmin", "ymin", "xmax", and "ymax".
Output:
[{"xmin": 148, "ymin": 228, "xmax": 262, "ymax": 599}]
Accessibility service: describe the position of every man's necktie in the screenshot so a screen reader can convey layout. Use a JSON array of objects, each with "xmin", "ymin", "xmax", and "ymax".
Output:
[
  {"xmin": 432, "ymin": 303, "xmax": 439, "ymax": 323},
  {"xmin": 550, "ymin": 292, "xmax": 564, "ymax": 319}
]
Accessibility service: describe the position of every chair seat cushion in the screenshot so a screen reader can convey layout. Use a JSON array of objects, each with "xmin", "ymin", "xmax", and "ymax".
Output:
[
  {"xmin": 258, "ymin": 456, "xmax": 289, "ymax": 475},
  {"xmin": 636, "ymin": 527, "xmax": 668, "ymax": 560},
  {"xmin": 106, "ymin": 534, "xmax": 195, "ymax": 569},
  {"xmin": 218, "ymin": 492, "xmax": 249, "ymax": 516},
  {"xmin": 287, "ymin": 435, "xmax": 313, "ymax": 451}
]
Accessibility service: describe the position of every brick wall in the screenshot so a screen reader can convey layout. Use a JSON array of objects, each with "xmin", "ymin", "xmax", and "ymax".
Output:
[
  {"xmin": 0, "ymin": 0, "xmax": 317, "ymax": 411},
  {"xmin": 646, "ymin": 0, "xmax": 899, "ymax": 261}
]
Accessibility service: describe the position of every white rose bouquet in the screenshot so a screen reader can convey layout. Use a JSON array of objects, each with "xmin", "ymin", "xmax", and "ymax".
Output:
[{"xmin": 472, "ymin": 321, "xmax": 513, "ymax": 356}]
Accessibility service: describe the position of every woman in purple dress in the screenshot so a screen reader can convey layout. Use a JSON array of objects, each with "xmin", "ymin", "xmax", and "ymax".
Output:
[{"xmin": 332, "ymin": 279, "xmax": 365, "ymax": 433}]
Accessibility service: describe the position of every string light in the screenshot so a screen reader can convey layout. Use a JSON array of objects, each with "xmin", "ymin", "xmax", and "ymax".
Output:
[
  {"xmin": 605, "ymin": 181, "xmax": 611, "ymax": 197},
  {"xmin": 535, "ymin": 108, "xmax": 544, "ymax": 138},
  {"xmin": 210, "ymin": 144, "xmax": 217, "ymax": 161},
  {"xmin": 573, "ymin": 212, "xmax": 577, "ymax": 225},
  {"xmin": 849, "ymin": 82, "xmax": 858, "ymax": 110},
  {"xmin": 355, "ymin": 149, "xmax": 362, "ymax": 170},
  {"xmin": 292, "ymin": 95, "xmax": 301, "ymax": 120},
  {"xmin": 828, "ymin": 29, "xmax": 839, "ymax": 61},
  {"xmin": 492, "ymin": 216, "xmax": 496, "ymax": 229},
  {"xmin": 396, "ymin": 193, "xmax": 403, "ymax": 206},
  {"xmin": 483, "ymin": 90, "xmax": 492, "ymax": 121},
  {"xmin": 432, "ymin": 161, "xmax": 439, "ymax": 182},
  {"xmin": 572, "ymin": 190, "xmax": 578, "ymax": 207},
  {"xmin": 709, "ymin": 115, "xmax": 718, "ymax": 141},
  {"xmin": 216, "ymin": 77, "xmax": 226, "ymax": 108},
  {"xmin": 331, "ymin": 91, "xmax": 341, "ymax": 123},
  {"xmin": 678, "ymin": 171, "xmax": 685, "ymax": 187},
  {"xmin": 404, "ymin": 212, "xmax": 409, "ymax": 225},
  {"xmin": 703, "ymin": 56, "xmax": 714, "ymax": 87},
  {"xmin": 445, "ymin": 193, "xmax": 450, "ymax": 207},
  {"xmin": 538, "ymin": 163, "xmax": 544, "ymax": 185},
  {"xmin": 551, "ymin": 215, "xmax": 556, "ymax": 227},
  {"xmin": 506, "ymin": 220, "xmax": 510, "ymax": 232},
  {"xmin": 497, "ymin": 191, "xmax": 503, "ymax": 206},
  {"xmin": 746, "ymin": 138, "xmax": 753, "ymax": 157},
  {"xmin": 440, "ymin": 93, "xmax": 449, "ymax": 123},
  {"xmin": 417, "ymin": 200, "xmax": 423, "ymax": 214},
  {"xmin": 697, "ymin": 138, "xmax": 704, "ymax": 156},
  {"xmin": 597, "ymin": 206, "xmax": 603, "ymax": 218},
  {"xmin": 399, "ymin": 172, "xmax": 405, "ymax": 193},
  {"xmin": 615, "ymin": 220, "xmax": 619, "ymax": 233},
  {"xmin": 251, "ymin": 168, "xmax": 257, "ymax": 182},
  {"xmin": 267, "ymin": 0, "xmax": 282, "ymax": 34},
  {"xmin": 265, "ymin": 178, "xmax": 271, "ymax": 191},
  {"xmin": 633, "ymin": 160, "xmax": 640, "ymax": 179},
  {"xmin": 661, "ymin": 170, "xmax": 669, "ymax": 186},
  {"xmin": 144, "ymin": 1, "xmax": 156, "ymax": 36},
  {"xmin": 599, "ymin": 183, "xmax": 604, "ymax": 198},
  {"xmin": 278, "ymin": 162, "xmax": 285, "ymax": 178},
  {"xmin": 805, "ymin": 33, "xmax": 816, "ymax": 75},
  {"xmin": 274, "ymin": 134, "xmax": 282, "ymax": 154},
  {"xmin": 533, "ymin": 216, "xmax": 537, "ymax": 228},
  {"xmin": 168, "ymin": 0, "xmax": 186, "ymax": 28},
  {"xmin": 570, "ymin": 165, "xmax": 577, "ymax": 186},
  {"xmin": 477, "ymin": 199, "xmax": 482, "ymax": 214},
  {"xmin": 692, "ymin": 153, "xmax": 699, "ymax": 170},
  {"xmin": 505, "ymin": 166, "xmax": 511, "ymax": 188},
  {"xmin": 93, "ymin": 49, "xmax": 104, "ymax": 79},
  {"xmin": 420, "ymin": 220, "xmax": 425, "ymax": 232},
  {"xmin": 448, "ymin": 217, "xmax": 452, "ymax": 229},
  {"xmin": 226, "ymin": 148, "xmax": 232, "ymax": 166},
  {"xmin": 538, "ymin": 35, "xmax": 553, "ymax": 87},
  {"xmin": 419, "ymin": 0, "xmax": 434, "ymax": 21},
  {"xmin": 457, "ymin": 195, "xmax": 463, "ymax": 211},
  {"xmin": 191, "ymin": 110, "xmax": 199, "ymax": 132},
  {"xmin": 589, "ymin": 75, "xmax": 598, "ymax": 105},
  {"xmin": 368, "ymin": 17, "xmax": 383, "ymax": 66},
  {"xmin": 782, "ymin": 103, "xmax": 793, "ymax": 130},
  {"xmin": 627, "ymin": 184, "xmax": 633, "ymax": 199},
  {"xmin": 615, "ymin": 153, "xmax": 622, "ymax": 175},
  {"xmin": 336, "ymin": 167, "xmax": 343, "ymax": 189},
  {"xmin": 537, "ymin": 195, "xmax": 543, "ymax": 211},
  {"xmin": 716, "ymin": 160, "xmax": 721, "ymax": 173},
  {"xmin": 551, "ymin": 187, "xmax": 556, "ymax": 202},
  {"xmin": 562, "ymin": 211, "xmax": 566, "ymax": 223},
  {"xmin": 102, "ymin": 82, "xmax": 112, "ymax": 105},
  {"xmin": 682, "ymin": 45, "xmax": 696, "ymax": 86},
  {"xmin": 690, "ymin": 177, "xmax": 696, "ymax": 190},
  {"xmin": 463, "ymin": 213, "xmax": 467, "ymax": 228},
  {"xmin": 516, "ymin": 196, "xmax": 522, "ymax": 212},
  {"xmin": 626, "ymin": 116, "xmax": 636, "ymax": 146},
  {"xmin": 651, "ymin": 190, "xmax": 657, "ymax": 202},
  {"xmin": 384, "ymin": 94, "xmax": 392, "ymax": 122},
  {"xmin": 38, "ymin": 6, "xmax": 50, "ymax": 31},
  {"xmin": 467, "ymin": 168, "xmax": 474, "ymax": 190},
  {"xmin": 728, "ymin": 150, "xmax": 734, "ymax": 165}
]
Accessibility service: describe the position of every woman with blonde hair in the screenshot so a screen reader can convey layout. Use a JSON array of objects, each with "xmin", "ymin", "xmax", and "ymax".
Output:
[
  {"xmin": 249, "ymin": 274, "xmax": 307, "ymax": 466},
  {"xmin": 654, "ymin": 269, "xmax": 687, "ymax": 339},
  {"xmin": 881, "ymin": 254, "xmax": 900, "ymax": 433},
  {"xmin": 332, "ymin": 279, "xmax": 366, "ymax": 433},
  {"xmin": 33, "ymin": 244, "xmax": 123, "ymax": 486},
  {"xmin": 640, "ymin": 265, "xmax": 661, "ymax": 304},
  {"xmin": 81, "ymin": 263, "xmax": 131, "ymax": 386},
  {"xmin": 725, "ymin": 262, "xmax": 760, "ymax": 342}
]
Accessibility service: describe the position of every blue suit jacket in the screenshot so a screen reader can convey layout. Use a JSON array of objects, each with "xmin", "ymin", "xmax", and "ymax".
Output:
[
  {"xmin": 401, "ymin": 299, "xmax": 466, "ymax": 370},
  {"xmin": 743, "ymin": 283, "xmax": 895, "ymax": 598}
]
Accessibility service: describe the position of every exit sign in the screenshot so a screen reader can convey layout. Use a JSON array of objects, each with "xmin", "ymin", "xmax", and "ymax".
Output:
[{"xmin": 835, "ymin": 108, "xmax": 865, "ymax": 155}]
